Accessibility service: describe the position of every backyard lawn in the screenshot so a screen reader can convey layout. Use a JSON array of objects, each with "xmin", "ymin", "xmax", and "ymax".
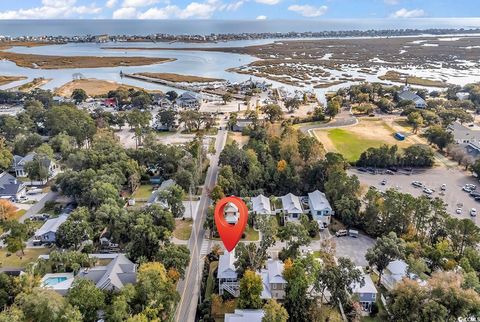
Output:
[
  {"xmin": 132, "ymin": 184, "xmax": 154, "ymax": 199},
  {"xmin": 242, "ymin": 226, "xmax": 259, "ymax": 241},
  {"xmin": 0, "ymin": 247, "xmax": 50, "ymax": 268},
  {"xmin": 10, "ymin": 209, "xmax": 26, "ymax": 222},
  {"xmin": 173, "ymin": 219, "xmax": 193, "ymax": 240}
]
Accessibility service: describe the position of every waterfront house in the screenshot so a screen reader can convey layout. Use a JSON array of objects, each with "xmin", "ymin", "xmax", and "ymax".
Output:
[
  {"xmin": 307, "ymin": 190, "xmax": 333, "ymax": 225},
  {"xmin": 12, "ymin": 152, "xmax": 58, "ymax": 180},
  {"xmin": 250, "ymin": 194, "xmax": 273, "ymax": 216},
  {"xmin": 224, "ymin": 309, "xmax": 264, "ymax": 322},
  {"xmin": 176, "ymin": 91, "xmax": 202, "ymax": 109},
  {"xmin": 351, "ymin": 267, "xmax": 378, "ymax": 312},
  {"xmin": 260, "ymin": 259, "xmax": 287, "ymax": 300},
  {"xmin": 218, "ymin": 250, "xmax": 239, "ymax": 296},
  {"xmin": 34, "ymin": 214, "xmax": 69, "ymax": 244},
  {"xmin": 0, "ymin": 171, "xmax": 26, "ymax": 201},
  {"xmin": 280, "ymin": 193, "xmax": 304, "ymax": 222},
  {"xmin": 396, "ymin": 85, "xmax": 426, "ymax": 109}
]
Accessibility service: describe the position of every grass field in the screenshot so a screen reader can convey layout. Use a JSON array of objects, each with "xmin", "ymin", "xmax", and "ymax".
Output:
[
  {"xmin": 0, "ymin": 248, "xmax": 50, "ymax": 268},
  {"xmin": 173, "ymin": 219, "xmax": 193, "ymax": 240},
  {"xmin": 132, "ymin": 184, "xmax": 154, "ymax": 199},
  {"xmin": 313, "ymin": 118, "xmax": 414, "ymax": 162},
  {"xmin": 10, "ymin": 209, "xmax": 26, "ymax": 222}
]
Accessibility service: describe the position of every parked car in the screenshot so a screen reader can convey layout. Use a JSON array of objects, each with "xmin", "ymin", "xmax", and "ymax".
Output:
[
  {"xmin": 456, "ymin": 208, "xmax": 462, "ymax": 214},
  {"xmin": 465, "ymin": 184, "xmax": 477, "ymax": 190},
  {"xmin": 385, "ymin": 170, "xmax": 394, "ymax": 175},
  {"xmin": 471, "ymin": 208, "xmax": 477, "ymax": 217},
  {"xmin": 412, "ymin": 181, "xmax": 423, "ymax": 188},
  {"xmin": 336, "ymin": 230, "xmax": 348, "ymax": 237},
  {"xmin": 423, "ymin": 188, "xmax": 433, "ymax": 195},
  {"xmin": 349, "ymin": 229, "xmax": 359, "ymax": 238},
  {"xmin": 380, "ymin": 179, "xmax": 387, "ymax": 185},
  {"xmin": 32, "ymin": 240, "xmax": 42, "ymax": 246},
  {"xmin": 463, "ymin": 186, "xmax": 473, "ymax": 193},
  {"xmin": 441, "ymin": 184, "xmax": 446, "ymax": 191}
]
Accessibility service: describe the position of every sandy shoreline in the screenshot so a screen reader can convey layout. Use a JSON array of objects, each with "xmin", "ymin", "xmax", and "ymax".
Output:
[{"xmin": 0, "ymin": 75, "xmax": 27, "ymax": 86}]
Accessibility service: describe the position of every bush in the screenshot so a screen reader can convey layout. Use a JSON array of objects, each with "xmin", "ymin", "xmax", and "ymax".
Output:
[{"xmin": 371, "ymin": 302, "xmax": 379, "ymax": 316}]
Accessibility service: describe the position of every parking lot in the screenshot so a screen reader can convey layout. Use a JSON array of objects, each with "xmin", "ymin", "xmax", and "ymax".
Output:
[{"xmin": 350, "ymin": 167, "xmax": 480, "ymax": 226}]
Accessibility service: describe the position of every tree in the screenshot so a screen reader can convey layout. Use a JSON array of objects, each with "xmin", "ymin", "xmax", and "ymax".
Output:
[
  {"xmin": 278, "ymin": 222, "xmax": 311, "ymax": 260},
  {"xmin": 35, "ymin": 143, "xmax": 54, "ymax": 159},
  {"xmin": 45, "ymin": 105, "xmax": 96, "ymax": 146},
  {"xmin": 227, "ymin": 112, "xmax": 238, "ymax": 130},
  {"xmin": 135, "ymin": 262, "xmax": 179, "ymax": 320},
  {"xmin": 263, "ymin": 299, "xmax": 288, "ymax": 322},
  {"xmin": 3, "ymin": 221, "xmax": 28, "ymax": 256},
  {"xmin": 25, "ymin": 155, "xmax": 50, "ymax": 183},
  {"xmin": 67, "ymin": 279, "xmax": 105, "ymax": 322},
  {"xmin": 16, "ymin": 289, "xmax": 82, "ymax": 322},
  {"xmin": 156, "ymin": 109, "xmax": 177, "ymax": 130},
  {"xmin": 238, "ymin": 269, "xmax": 263, "ymax": 309},
  {"xmin": 131, "ymin": 92, "xmax": 153, "ymax": 109},
  {"xmin": 425, "ymin": 125, "xmax": 454, "ymax": 151},
  {"xmin": 283, "ymin": 258, "xmax": 312, "ymax": 322},
  {"xmin": 71, "ymin": 88, "xmax": 88, "ymax": 104},
  {"xmin": 285, "ymin": 98, "xmax": 301, "ymax": 113},
  {"xmin": 127, "ymin": 110, "xmax": 152, "ymax": 148},
  {"xmin": 165, "ymin": 90, "xmax": 178, "ymax": 102},
  {"xmin": 262, "ymin": 104, "xmax": 283, "ymax": 122},
  {"xmin": 222, "ymin": 93, "xmax": 233, "ymax": 105},
  {"xmin": 0, "ymin": 199, "xmax": 17, "ymax": 221},
  {"xmin": 0, "ymin": 137, "xmax": 13, "ymax": 171},
  {"xmin": 210, "ymin": 185, "xmax": 225, "ymax": 203},
  {"xmin": 56, "ymin": 208, "xmax": 93, "ymax": 250},
  {"xmin": 105, "ymin": 284, "xmax": 136, "ymax": 322},
  {"xmin": 325, "ymin": 100, "xmax": 340, "ymax": 120},
  {"xmin": 366, "ymin": 232, "xmax": 405, "ymax": 285},
  {"xmin": 407, "ymin": 111, "xmax": 424, "ymax": 134},
  {"xmin": 156, "ymin": 243, "xmax": 190, "ymax": 279},
  {"xmin": 159, "ymin": 184, "xmax": 185, "ymax": 218}
]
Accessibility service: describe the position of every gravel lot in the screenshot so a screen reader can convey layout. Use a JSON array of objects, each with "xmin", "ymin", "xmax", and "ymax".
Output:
[{"xmin": 349, "ymin": 167, "xmax": 480, "ymax": 226}]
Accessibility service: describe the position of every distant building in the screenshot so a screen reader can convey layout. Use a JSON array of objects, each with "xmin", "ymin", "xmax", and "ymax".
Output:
[
  {"xmin": 307, "ymin": 190, "xmax": 333, "ymax": 225},
  {"xmin": 176, "ymin": 91, "xmax": 202, "ymax": 109},
  {"xmin": 250, "ymin": 194, "xmax": 273, "ymax": 216},
  {"xmin": 232, "ymin": 119, "xmax": 254, "ymax": 132},
  {"xmin": 224, "ymin": 309, "xmax": 264, "ymax": 322},
  {"xmin": 448, "ymin": 121, "xmax": 480, "ymax": 155},
  {"xmin": 0, "ymin": 172, "xmax": 26, "ymax": 201},
  {"xmin": 456, "ymin": 92, "xmax": 470, "ymax": 100},
  {"xmin": 397, "ymin": 85, "xmax": 426, "ymax": 109},
  {"xmin": 146, "ymin": 179, "xmax": 176, "ymax": 207},
  {"xmin": 34, "ymin": 214, "xmax": 69, "ymax": 243},
  {"xmin": 103, "ymin": 98, "xmax": 117, "ymax": 107},
  {"xmin": 280, "ymin": 193, "xmax": 304, "ymax": 222}
]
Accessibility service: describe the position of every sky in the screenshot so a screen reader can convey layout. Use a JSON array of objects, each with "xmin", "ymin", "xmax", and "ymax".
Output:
[{"xmin": 0, "ymin": 0, "xmax": 478, "ymax": 20}]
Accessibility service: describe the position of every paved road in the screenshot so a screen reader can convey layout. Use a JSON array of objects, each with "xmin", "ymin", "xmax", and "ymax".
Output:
[
  {"xmin": 299, "ymin": 107, "xmax": 357, "ymax": 135},
  {"xmin": 174, "ymin": 128, "xmax": 228, "ymax": 322},
  {"xmin": 19, "ymin": 191, "xmax": 58, "ymax": 223}
]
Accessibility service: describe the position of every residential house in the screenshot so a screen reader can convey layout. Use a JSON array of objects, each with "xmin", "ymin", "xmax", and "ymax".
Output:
[
  {"xmin": 380, "ymin": 259, "xmax": 419, "ymax": 291},
  {"xmin": 456, "ymin": 92, "xmax": 470, "ymax": 100},
  {"xmin": 260, "ymin": 259, "xmax": 287, "ymax": 300},
  {"xmin": 34, "ymin": 214, "xmax": 69, "ymax": 244},
  {"xmin": 0, "ymin": 171, "xmax": 26, "ymax": 201},
  {"xmin": 224, "ymin": 309, "xmax": 264, "ymax": 322},
  {"xmin": 250, "ymin": 194, "xmax": 273, "ymax": 216},
  {"xmin": 176, "ymin": 91, "xmax": 202, "ymax": 109},
  {"xmin": 448, "ymin": 121, "xmax": 480, "ymax": 155},
  {"xmin": 308, "ymin": 190, "xmax": 333, "ymax": 225},
  {"xmin": 351, "ymin": 267, "xmax": 378, "ymax": 312},
  {"xmin": 12, "ymin": 152, "xmax": 57, "ymax": 179},
  {"xmin": 224, "ymin": 202, "xmax": 239, "ymax": 224},
  {"xmin": 41, "ymin": 254, "xmax": 137, "ymax": 295},
  {"xmin": 76, "ymin": 253, "xmax": 137, "ymax": 291},
  {"xmin": 218, "ymin": 250, "xmax": 239, "ymax": 297},
  {"xmin": 396, "ymin": 85, "xmax": 426, "ymax": 109},
  {"xmin": 146, "ymin": 179, "xmax": 176, "ymax": 207},
  {"xmin": 232, "ymin": 119, "xmax": 253, "ymax": 132},
  {"xmin": 280, "ymin": 193, "xmax": 304, "ymax": 222}
]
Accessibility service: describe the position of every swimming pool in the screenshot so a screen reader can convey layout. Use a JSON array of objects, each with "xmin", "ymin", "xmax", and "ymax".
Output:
[{"xmin": 43, "ymin": 276, "xmax": 68, "ymax": 286}]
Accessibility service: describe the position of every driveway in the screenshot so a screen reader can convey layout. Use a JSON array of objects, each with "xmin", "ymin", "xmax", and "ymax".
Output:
[
  {"xmin": 19, "ymin": 191, "xmax": 58, "ymax": 223},
  {"xmin": 333, "ymin": 232, "xmax": 375, "ymax": 267}
]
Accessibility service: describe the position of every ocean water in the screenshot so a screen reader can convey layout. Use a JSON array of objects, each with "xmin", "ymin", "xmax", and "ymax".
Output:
[{"xmin": 1, "ymin": 18, "xmax": 480, "ymax": 37}]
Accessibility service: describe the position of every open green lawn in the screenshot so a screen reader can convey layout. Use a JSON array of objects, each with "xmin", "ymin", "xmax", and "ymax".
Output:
[
  {"xmin": 173, "ymin": 219, "xmax": 193, "ymax": 240},
  {"xmin": 0, "ymin": 247, "xmax": 50, "ymax": 268},
  {"xmin": 132, "ymin": 184, "xmax": 154, "ymax": 199},
  {"xmin": 326, "ymin": 128, "xmax": 389, "ymax": 162},
  {"xmin": 242, "ymin": 226, "xmax": 259, "ymax": 241}
]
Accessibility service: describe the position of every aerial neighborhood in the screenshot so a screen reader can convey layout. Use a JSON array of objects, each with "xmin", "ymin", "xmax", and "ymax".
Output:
[{"xmin": 1, "ymin": 21, "xmax": 480, "ymax": 322}]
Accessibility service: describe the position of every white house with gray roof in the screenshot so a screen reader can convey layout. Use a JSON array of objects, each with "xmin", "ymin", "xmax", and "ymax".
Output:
[
  {"xmin": 448, "ymin": 121, "xmax": 480, "ymax": 155},
  {"xmin": 0, "ymin": 172, "xmax": 26, "ymax": 201},
  {"xmin": 260, "ymin": 259, "xmax": 287, "ymax": 300},
  {"xmin": 218, "ymin": 250, "xmax": 239, "ymax": 296},
  {"xmin": 397, "ymin": 85, "xmax": 426, "ymax": 109},
  {"xmin": 12, "ymin": 152, "xmax": 58, "ymax": 179},
  {"xmin": 250, "ymin": 194, "xmax": 273, "ymax": 216},
  {"xmin": 280, "ymin": 193, "xmax": 304, "ymax": 222},
  {"xmin": 351, "ymin": 267, "xmax": 377, "ymax": 312},
  {"xmin": 308, "ymin": 190, "xmax": 333, "ymax": 225}
]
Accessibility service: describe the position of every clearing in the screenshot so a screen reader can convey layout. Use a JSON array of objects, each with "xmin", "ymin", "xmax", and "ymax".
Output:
[
  {"xmin": 173, "ymin": 219, "xmax": 193, "ymax": 240},
  {"xmin": 0, "ymin": 248, "xmax": 50, "ymax": 269},
  {"xmin": 313, "ymin": 118, "xmax": 415, "ymax": 162},
  {"xmin": 55, "ymin": 78, "xmax": 151, "ymax": 97}
]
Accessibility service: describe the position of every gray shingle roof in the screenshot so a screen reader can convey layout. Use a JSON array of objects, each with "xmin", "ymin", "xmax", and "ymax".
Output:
[
  {"xmin": 280, "ymin": 193, "xmax": 303, "ymax": 213},
  {"xmin": 251, "ymin": 194, "xmax": 272, "ymax": 215},
  {"xmin": 0, "ymin": 172, "xmax": 23, "ymax": 197}
]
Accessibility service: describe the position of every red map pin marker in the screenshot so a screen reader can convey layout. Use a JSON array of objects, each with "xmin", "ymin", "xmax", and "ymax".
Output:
[{"xmin": 214, "ymin": 196, "xmax": 248, "ymax": 252}]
